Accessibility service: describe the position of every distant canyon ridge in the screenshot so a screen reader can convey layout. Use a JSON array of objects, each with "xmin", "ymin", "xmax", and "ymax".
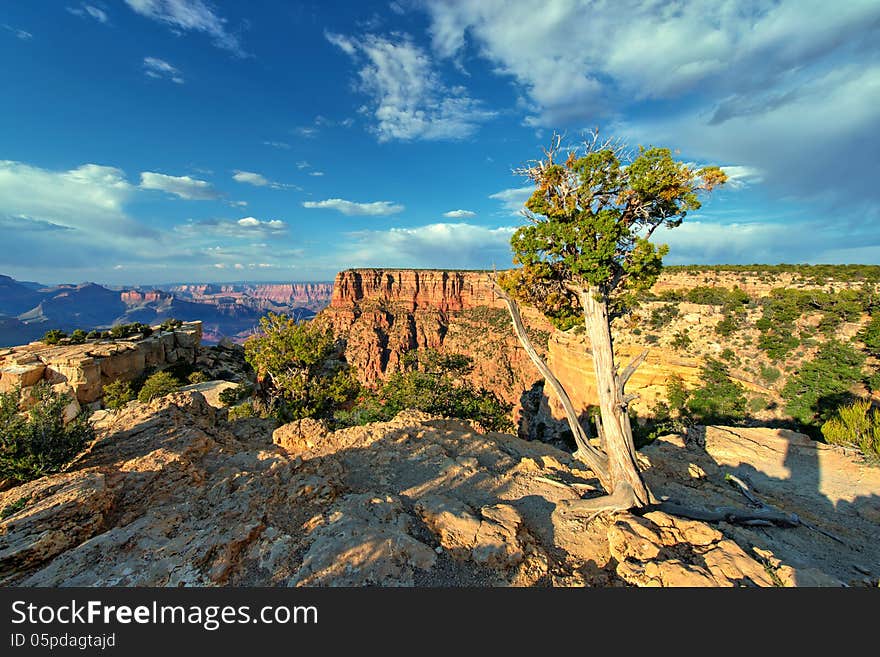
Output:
[{"xmin": 0, "ymin": 276, "xmax": 333, "ymax": 347}]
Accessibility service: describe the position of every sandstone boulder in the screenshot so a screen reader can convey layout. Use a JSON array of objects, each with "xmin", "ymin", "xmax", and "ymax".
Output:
[{"xmin": 273, "ymin": 418, "xmax": 330, "ymax": 454}]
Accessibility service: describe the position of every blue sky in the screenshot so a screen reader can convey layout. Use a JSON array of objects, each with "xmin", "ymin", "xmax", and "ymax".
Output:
[{"xmin": 1, "ymin": 0, "xmax": 879, "ymax": 285}]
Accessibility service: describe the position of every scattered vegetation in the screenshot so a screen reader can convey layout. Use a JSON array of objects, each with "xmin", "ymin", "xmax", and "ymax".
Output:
[
  {"xmin": 227, "ymin": 402, "xmax": 258, "ymax": 421},
  {"xmin": 339, "ymin": 349, "xmax": 513, "ymax": 432},
  {"xmin": 782, "ymin": 340, "xmax": 865, "ymax": 432},
  {"xmin": 137, "ymin": 371, "xmax": 182, "ymax": 404},
  {"xmin": 41, "ymin": 329, "xmax": 66, "ymax": 345},
  {"xmin": 187, "ymin": 371, "xmax": 210, "ymax": 384},
  {"xmin": 218, "ymin": 382, "xmax": 254, "ymax": 407},
  {"xmin": 0, "ymin": 383, "xmax": 93, "ymax": 485},
  {"xmin": 102, "ymin": 379, "xmax": 135, "ymax": 410}
]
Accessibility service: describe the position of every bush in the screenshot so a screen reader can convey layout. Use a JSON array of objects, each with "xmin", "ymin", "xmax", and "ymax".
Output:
[
  {"xmin": 137, "ymin": 371, "xmax": 181, "ymax": 403},
  {"xmin": 218, "ymin": 382, "xmax": 253, "ymax": 407},
  {"xmin": 760, "ymin": 365, "xmax": 781, "ymax": 385},
  {"xmin": 102, "ymin": 379, "xmax": 135, "ymax": 410},
  {"xmin": 69, "ymin": 329, "xmax": 88, "ymax": 344},
  {"xmin": 340, "ymin": 349, "xmax": 513, "ymax": 432},
  {"xmin": 41, "ymin": 329, "xmax": 67, "ymax": 345},
  {"xmin": 783, "ymin": 340, "xmax": 865, "ymax": 429},
  {"xmin": 244, "ymin": 313, "xmax": 359, "ymax": 422},
  {"xmin": 648, "ymin": 304, "xmax": 679, "ymax": 330},
  {"xmin": 670, "ymin": 330, "xmax": 691, "ymax": 351},
  {"xmin": 0, "ymin": 383, "xmax": 94, "ymax": 485},
  {"xmin": 160, "ymin": 318, "xmax": 183, "ymax": 332},
  {"xmin": 187, "ymin": 371, "xmax": 210, "ymax": 384},
  {"xmin": 867, "ymin": 370, "xmax": 880, "ymax": 393},
  {"xmin": 859, "ymin": 314, "xmax": 880, "ymax": 356},
  {"xmin": 228, "ymin": 402, "xmax": 257, "ymax": 421},
  {"xmin": 686, "ymin": 359, "xmax": 747, "ymax": 424},
  {"xmin": 821, "ymin": 400, "xmax": 880, "ymax": 458}
]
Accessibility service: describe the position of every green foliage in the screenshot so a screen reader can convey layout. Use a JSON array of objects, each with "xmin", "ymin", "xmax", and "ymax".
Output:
[
  {"xmin": 866, "ymin": 370, "xmax": 880, "ymax": 393},
  {"xmin": 748, "ymin": 395, "xmax": 769, "ymax": 414},
  {"xmin": 137, "ymin": 371, "xmax": 181, "ymax": 403},
  {"xmin": 86, "ymin": 330, "xmax": 102, "ymax": 340},
  {"xmin": 684, "ymin": 286, "xmax": 750, "ymax": 308},
  {"xmin": 714, "ymin": 312, "xmax": 741, "ymax": 337},
  {"xmin": 821, "ymin": 400, "xmax": 880, "ymax": 458},
  {"xmin": 102, "ymin": 379, "xmax": 135, "ymax": 410},
  {"xmin": 760, "ymin": 364, "xmax": 781, "ymax": 385},
  {"xmin": 218, "ymin": 382, "xmax": 253, "ymax": 407},
  {"xmin": 69, "ymin": 329, "xmax": 88, "ymax": 344},
  {"xmin": 244, "ymin": 313, "xmax": 359, "ymax": 422},
  {"xmin": 1, "ymin": 495, "xmax": 29, "ymax": 520},
  {"xmin": 0, "ymin": 383, "xmax": 93, "ymax": 485},
  {"xmin": 648, "ymin": 303, "xmax": 679, "ymax": 329},
  {"xmin": 686, "ymin": 359, "xmax": 748, "ymax": 424},
  {"xmin": 109, "ymin": 322, "xmax": 152, "ymax": 339},
  {"xmin": 670, "ymin": 330, "xmax": 692, "ymax": 351},
  {"xmin": 227, "ymin": 402, "xmax": 257, "ymax": 421},
  {"xmin": 719, "ymin": 348, "xmax": 736, "ymax": 363},
  {"xmin": 859, "ymin": 314, "xmax": 880, "ymax": 356},
  {"xmin": 160, "ymin": 318, "xmax": 183, "ymax": 332},
  {"xmin": 187, "ymin": 371, "xmax": 210, "ymax": 384},
  {"xmin": 782, "ymin": 340, "xmax": 866, "ymax": 430},
  {"xmin": 340, "ymin": 349, "xmax": 513, "ymax": 433},
  {"xmin": 499, "ymin": 135, "xmax": 726, "ymax": 327},
  {"xmin": 665, "ymin": 375, "xmax": 689, "ymax": 415},
  {"xmin": 664, "ymin": 264, "xmax": 880, "ymax": 283},
  {"xmin": 41, "ymin": 329, "xmax": 67, "ymax": 345}
]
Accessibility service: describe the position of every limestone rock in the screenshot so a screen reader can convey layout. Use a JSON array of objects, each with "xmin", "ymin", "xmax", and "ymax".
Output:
[{"xmin": 273, "ymin": 418, "xmax": 330, "ymax": 454}]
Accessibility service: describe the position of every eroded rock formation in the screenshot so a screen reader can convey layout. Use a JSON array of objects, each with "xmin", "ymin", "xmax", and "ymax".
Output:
[{"xmin": 2, "ymin": 394, "xmax": 874, "ymax": 587}]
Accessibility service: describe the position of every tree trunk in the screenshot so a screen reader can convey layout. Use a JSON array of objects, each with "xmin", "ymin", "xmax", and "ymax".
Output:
[
  {"xmin": 579, "ymin": 287, "xmax": 652, "ymax": 507},
  {"xmin": 492, "ymin": 282, "xmax": 611, "ymax": 488}
]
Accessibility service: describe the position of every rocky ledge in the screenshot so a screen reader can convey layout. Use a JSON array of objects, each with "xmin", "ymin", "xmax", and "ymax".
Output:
[{"xmin": 2, "ymin": 391, "xmax": 876, "ymax": 587}]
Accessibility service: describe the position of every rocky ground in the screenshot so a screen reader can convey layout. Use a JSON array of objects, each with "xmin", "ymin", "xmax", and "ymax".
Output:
[{"xmin": 1, "ymin": 391, "xmax": 877, "ymax": 587}]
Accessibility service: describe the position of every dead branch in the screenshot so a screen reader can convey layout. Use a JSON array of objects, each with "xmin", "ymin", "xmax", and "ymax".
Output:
[
  {"xmin": 657, "ymin": 502, "xmax": 800, "ymax": 527},
  {"xmin": 491, "ymin": 278, "xmax": 610, "ymax": 485},
  {"xmin": 617, "ymin": 349, "xmax": 649, "ymax": 390}
]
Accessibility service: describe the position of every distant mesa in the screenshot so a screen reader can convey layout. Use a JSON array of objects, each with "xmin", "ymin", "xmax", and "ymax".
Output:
[{"xmin": 0, "ymin": 275, "xmax": 333, "ymax": 348}]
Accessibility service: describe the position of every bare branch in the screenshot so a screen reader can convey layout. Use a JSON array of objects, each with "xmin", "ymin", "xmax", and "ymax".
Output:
[{"xmin": 617, "ymin": 349, "xmax": 649, "ymax": 390}]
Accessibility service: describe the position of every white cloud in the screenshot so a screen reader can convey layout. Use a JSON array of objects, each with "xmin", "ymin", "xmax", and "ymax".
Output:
[
  {"xmin": 309, "ymin": 171, "xmax": 325, "ymax": 177},
  {"xmin": 720, "ymin": 166, "xmax": 764, "ymax": 189},
  {"xmin": 302, "ymin": 198, "xmax": 404, "ymax": 216},
  {"xmin": 489, "ymin": 186, "xmax": 533, "ymax": 215},
  {"xmin": 124, "ymin": 0, "xmax": 245, "ymax": 55},
  {"xmin": 293, "ymin": 126, "xmax": 318, "ymax": 138},
  {"xmin": 296, "ymin": 161, "xmax": 311, "ymax": 170},
  {"xmin": 2, "ymin": 24, "xmax": 33, "ymax": 40},
  {"xmin": 232, "ymin": 170, "xmax": 297, "ymax": 190},
  {"xmin": 175, "ymin": 216, "xmax": 287, "ymax": 239},
  {"xmin": 326, "ymin": 32, "xmax": 496, "ymax": 141},
  {"xmin": 143, "ymin": 56, "xmax": 184, "ymax": 84},
  {"xmin": 262, "ymin": 140, "xmax": 290, "ymax": 149},
  {"xmin": 67, "ymin": 4, "xmax": 109, "ymax": 23},
  {"xmin": 139, "ymin": 171, "xmax": 220, "ymax": 200},
  {"xmin": 442, "ymin": 209, "xmax": 475, "ymax": 218},
  {"xmin": 342, "ymin": 222, "xmax": 515, "ymax": 269}
]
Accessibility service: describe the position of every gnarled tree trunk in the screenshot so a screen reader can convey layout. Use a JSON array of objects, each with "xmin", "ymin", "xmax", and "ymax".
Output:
[{"xmin": 578, "ymin": 287, "xmax": 652, "ymax": 507}]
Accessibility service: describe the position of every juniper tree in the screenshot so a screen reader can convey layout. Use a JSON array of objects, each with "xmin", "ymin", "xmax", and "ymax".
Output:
[{"xmin": 496, "ymin": 131, "xmax": 726, "ymax": 509}]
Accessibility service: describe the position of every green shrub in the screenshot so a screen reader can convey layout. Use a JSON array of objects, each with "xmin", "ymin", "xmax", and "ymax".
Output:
[
  {"xmin": 859, "ymin": 314, "xmax": 880, "ymax": 356},
  {"xmin": 137, "ymin": 371, "xmax": 181, "ymax": 403},
  {"xmin": 720, "ymin": 348, "xmax": 736, "ymax": 363},
  {"xmin": 760, "ymin": 364, "xmax": 781, "ymax": 385},
  {"xmin": 866, "ymin": 370, "xmax": 880, "ymax": 393},
  {"xmin": 160, "ymin": 318, "xmax": 183, "ymax": 332},
  {"xmin": 102, "ymin": 379, "xmax": 135, "ymax": 410},
  {"xmin": 187, "ymin": 371, "xmax": 210, "ymax": 384},
  {"xmin": 648, "ymin": 304, "xmax": 679, "ymax": 330},
  {"xmin": 670, "ymin": 330, "xmax": 691, "ymax": 351},
  {"xmin": 69, "ymin": 329, "xmax": 87, "ymax": 344},
  {"xmin": 244, "ymin": 313, "xmax": 359, "ymax": 422},
  {"xmin": 218, "ymin": 382, "xmax": 253, "ymax": 406},
  {"xmin": 86, "ymin": 330, "xmax": 102, "ymax": 340},
  {"xmin": 41, "ymin": 329, "xmax": 67, "ymax": 345},
  {"xmin": 339, "ymin": 349, "xmax": 513, "ymax": 432},
  {"xmin": 783, "ymin": 340, "xmax": 865, "ymax": 429},
  {"xmin": 0, "ymin": 383, "xmax": 93, "ymax": 485},
  {"xmin": 228, "ymin": 402, "xmax": 257, "ymax": 421},
  {"xmin": 748, "ymin": 395, "xmax": 769, "ymax": 414},
  {"xmin": 1, "ymin": 495, "xmax": 29, "ymax": 520},
  {"xmin": 821, "ymin": 400, "xmax": 880, "ymax": 457},
  {"xmin": 686, "ymin": 359, "xmax": 747, "ymax": 424}
]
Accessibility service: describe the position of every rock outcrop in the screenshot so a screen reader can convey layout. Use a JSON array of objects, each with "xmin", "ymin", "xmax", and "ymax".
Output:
[
  {"xmin": 0, "ymin": 322, "xmax": 202, "ymax": 404},
  {"xmin": 3, "ymin": 395, "xmax": 874, "ymax": 587}
]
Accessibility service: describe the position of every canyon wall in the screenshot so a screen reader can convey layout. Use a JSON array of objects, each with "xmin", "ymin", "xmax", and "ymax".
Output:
[{"xmin": 319, "ymin": 269, "xmax": 723, "ymax": 438}]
